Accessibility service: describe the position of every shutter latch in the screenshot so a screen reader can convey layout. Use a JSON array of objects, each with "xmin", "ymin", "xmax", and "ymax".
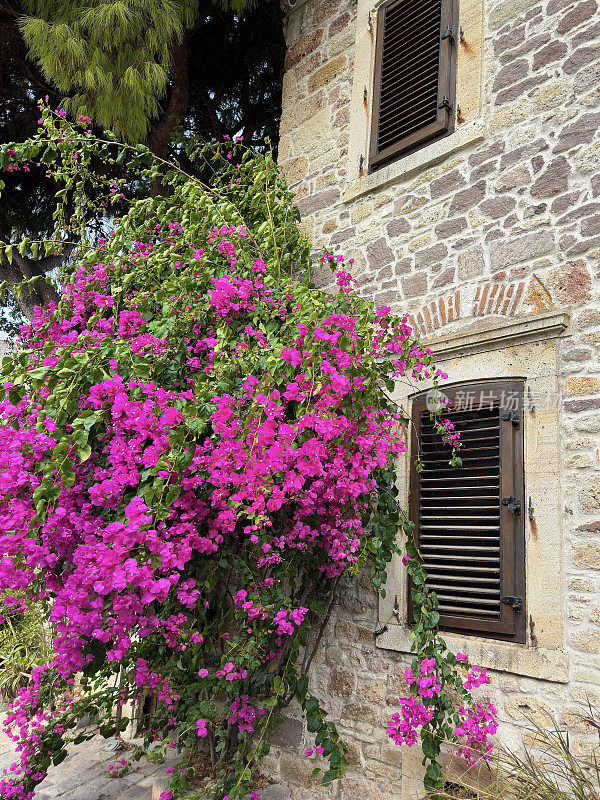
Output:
[
  {"xmin": 438, "ymin": 95, "xmax": 453, "ymax": 112},
  {"xmin": 502, "ymin": 496, "xmax": 522, "ymax": 514},
  {"xmin": 502, "ymin": 411, "xmax": 520, "ymax": 427},
  {"xmin": 441, "ymin": 25, "xmax": 455, "ymax": 45},
  {"xmin": 502, "ymin": 596, "xmax": 523, "ymax": 612}
]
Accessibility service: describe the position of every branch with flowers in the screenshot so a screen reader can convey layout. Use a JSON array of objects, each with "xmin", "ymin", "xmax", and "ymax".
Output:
[{"xmin": 0, "ymin": 103, "xmax": 495, "ymax": 800}]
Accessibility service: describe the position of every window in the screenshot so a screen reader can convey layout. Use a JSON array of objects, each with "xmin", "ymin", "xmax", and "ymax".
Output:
[
  {"xmin": 369, "ymin": 0, "xmax": 459, "ymax": 169},
  {"xmin": 409, "ymin": 381, "xmax": 526, "ymax": 643}
]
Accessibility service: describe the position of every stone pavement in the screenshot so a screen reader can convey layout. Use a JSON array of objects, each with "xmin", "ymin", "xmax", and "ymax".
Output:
[
  {"xmin": 0, "ymin": 715, "xmax": 289, "ymax": 800},
  {"xmin": 0, "ymin": 719, "xmax": 165, "ymax": 800}
]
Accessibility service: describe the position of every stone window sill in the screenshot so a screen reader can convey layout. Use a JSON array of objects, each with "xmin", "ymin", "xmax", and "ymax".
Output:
[
  {"xmin": 342, "ymin": 119, "xmax": 484, "ymax": 204},
  {"xmin": 375, "ymin": 624, "xmax": 569, "ymax": 684}
]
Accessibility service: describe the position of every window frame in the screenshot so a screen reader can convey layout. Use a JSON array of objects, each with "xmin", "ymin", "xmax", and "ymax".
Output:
[
  {"xmin": 409, "ymin": 380, "xmax": 527, "ymax": 643},
  {"xmin": 369, "ymin": 0, "xmax": 459, "ymax": 170}
]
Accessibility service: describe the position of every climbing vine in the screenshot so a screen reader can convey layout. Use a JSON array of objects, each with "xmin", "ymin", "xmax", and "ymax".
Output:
[{"xmin": 0, "ymin": 104, "xmax": 497, "ymax": 800}]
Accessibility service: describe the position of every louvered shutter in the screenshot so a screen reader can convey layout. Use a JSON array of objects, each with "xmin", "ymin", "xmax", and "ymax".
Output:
[
  {"xmin": 370, "ymin": 0, "xmax": 458, "ymax": 169},
  {"xmin": 409, "ymin": 381, "xmax": 526, "ymax": 642}
]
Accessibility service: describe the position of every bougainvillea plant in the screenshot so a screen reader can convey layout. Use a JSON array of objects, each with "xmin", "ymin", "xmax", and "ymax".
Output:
[{"xmin": 0, "ymin": 103, "xmax": 497, "ymax": 800}]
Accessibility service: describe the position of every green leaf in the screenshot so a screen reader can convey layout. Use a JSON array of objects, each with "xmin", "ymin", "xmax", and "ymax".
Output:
[
  {"xmin": 52, "ymin": 749, "xmax": 68, "ymax": 766},
  {"xmin": 306, "ymin": 714, "xmax": 322, "ymax": 733},
  {"xmin": 421, "ymin": 735, "xmax": 439, "ymax": 760}
]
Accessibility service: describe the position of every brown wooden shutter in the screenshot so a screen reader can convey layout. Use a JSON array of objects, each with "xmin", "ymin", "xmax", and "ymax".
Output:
[
  {"xmin": 409, "ymin": 381, "xmax": 526, "ymax": 642},
  {"xmin": 370, "ymin": 0, "xmax": 458, "ymax": 169}
]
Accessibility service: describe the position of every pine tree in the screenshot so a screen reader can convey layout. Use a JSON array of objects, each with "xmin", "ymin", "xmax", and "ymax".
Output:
[
  {"xmin": 18, "ymin": 0, "xmax": 263, "ymax": 151},
  {"xmin": 0, "ymin": 0, "xmax": 284, "ymax": 319}
]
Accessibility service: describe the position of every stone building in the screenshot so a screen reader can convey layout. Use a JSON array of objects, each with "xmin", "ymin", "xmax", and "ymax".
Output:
[{"xmin": 263, "ymin": 0, "xmax": 600, "ymax": 797}]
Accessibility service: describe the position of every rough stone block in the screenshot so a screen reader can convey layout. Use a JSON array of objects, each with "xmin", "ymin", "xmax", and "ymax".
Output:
[
  {"xmin": 308, "ymin": 55, "xmax": 346, "ymax": 92},
  {"xmin": 480, "ymin": 196, "xmax": 516, "ymax": 219},
  {"xmin": 572, "ymin": 628, "xmax": 600, "ymax": 653},
  {"xmin": 432, "ymin": 266, "xmax": 455, "ymax": 289},
  {"xmin": 580, "ymin": 479, "xmax": 600, "ymax": 512},
  {"xmin": 493, "ymin": 59, "xmax": 529, "ymax": 91},
  {"xmin": 296, "ymin": 188, "xmax": 340, "ymax": 217},
  {"xmin": 281, "ymin": 156, "xmax": 309, "ymax": 186},
  {"xmin": 581, "ymin": 215, "xmax": 600, "ymax": 236},
  {"xmin": 554, "ymin": 112, "xmax": 600, "ymax": 153},
  {"xmin": 448, "ymin": 180, "xmax": 486, "ymax": 214},
  {"xmin": 329, "ymin": 12, "xmax": 351, "ymax": 38},
  {"xmin": 530, "ymin": 156, "xmax": 570, "ymax": 197},
  {"xmin": 429, "ymin": 169, "xmax": 467, "ymax": 199},
  {"xmin": 575, "ymin": 415, "xmax": 600, "ymax": 433},
  {"xmin": 458, "ymin": 247, "xmax": 485, "ymax": 279},
  {"xmin": 495, "ymin": 165, "xmax": 531, "ymax": 191},
  {"xmin": 329, "ymin": 667, "xmax": 356, "ymax": 698},
  {"xmin": 565, "ymin": 377, "xmax": 600, "ymax": 396},
  {"xmin": 533, "ymin": 41, "xmax": 568, "ymax": 70},
  {"xmin": 489, "ymin": 230, "xmax": 554, "ymax": 269},
  {"xmin": 330, "ymin": 227, "xmax": 355, "ymax": 245},
  {"xmin": 564, "ymin": 46, "xmax": 598, "ymax": 74},
  {"xmin": 285, "ymin": 31, "xmax": 324, "ymax": 70},
  {"xmin": 367, "ymin": 237, "xmax": 394, "ymax": 270},
  {"xmin": 468, "ymin": 141, "xmax": 504, "ymax": 167},
  {"xmin": 493, "ymin": 26, "xmax": 526, "ymax": 56},
  {"xmin": 279, "ymin": 752, "xmax": 312, "ymax": 788},
  {"xmin": 549, "ymin": 259, "xmax": 591, "ymax": 304},
  {"xmin": 280, "ymin": 93, "xmax": 325, "ymax": 134},
  {"xmin": 489, "ymin": 0, "xmax": 532, "ymax": 28},
  {"xmin": 564, "ymin": 398, "xmax": 600, "ymax": 413},
  {"xmin": 271, "ymin": 716, "xmax": 304, "ymax": 750},
  {"xmin": 414, "ymin": 243, "xmax": 447, "ymax": 269},
  {"xmin": 435, "ymin": 217, "xmax": 467, "ymax": 237},
  {"xmin": 557, "ymin": 0, "xmax": 598, "ymax": 34},
  {"xmin": 386, "ymin": 218, "xmax": 410, "ymax": 237}
]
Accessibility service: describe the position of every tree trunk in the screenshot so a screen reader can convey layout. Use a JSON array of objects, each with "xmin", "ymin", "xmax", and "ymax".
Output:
[
  {"xmin": 147, "ymin": 1, "xmax": 212, "ymax": 194},
  {"xmin": 0, "ymin": 249, "xmax": 61, "ymax": 320}
]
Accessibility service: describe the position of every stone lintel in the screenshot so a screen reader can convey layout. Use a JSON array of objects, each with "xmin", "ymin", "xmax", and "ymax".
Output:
[{"xmin": 422, "ymin": 310, "xmax": 571, "ymax": 360}]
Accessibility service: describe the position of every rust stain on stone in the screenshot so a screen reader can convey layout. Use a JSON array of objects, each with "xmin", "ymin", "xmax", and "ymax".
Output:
[
  {"xmin": 529, "ymin": 616, "xmax": 538, "ymax": 648},
  {"xmin": 529, "ymin": 516, "xmax": 539, "ymax": 541}
]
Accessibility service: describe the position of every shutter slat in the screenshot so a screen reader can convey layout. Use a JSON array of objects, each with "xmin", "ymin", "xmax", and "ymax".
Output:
[
  {"xmin": 378, "ymin": 71, "xmax": 439, "ymax": 118},
  {"xmin": 383, "ymin": 1, "xmax": 442, "ymax": 39},
  {"xmin": 417, "ymin": 402, "xmax": 503, "ymax": 620},
  {"xmin": 373, "ymin": 0, "xmax": 444, "ymax": 161}
]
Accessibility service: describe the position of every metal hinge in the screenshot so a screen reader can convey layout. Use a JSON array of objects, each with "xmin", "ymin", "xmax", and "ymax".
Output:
[
  {"xmin": 502, "ymin": 411, "xmax": 520, "ymax": 427},
  {"xmin": 441, "ymin": 25, "xmax": 455, "ymax": 45},
  {"xmin": 502, "ymin": 596, "xmax": 523, "ymax": 612},
  {"xmin": 502, "ymin": 496, "xmax": 522, "ymax": 514},
  {"xmin": 438, "ymin": 95, "xmax": 452, "ymax": 112}
]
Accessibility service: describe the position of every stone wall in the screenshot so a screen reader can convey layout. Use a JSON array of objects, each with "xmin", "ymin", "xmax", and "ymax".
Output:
[{"xmin": 274, "ymin": 0, "xmax": 600, "ymax": 798}]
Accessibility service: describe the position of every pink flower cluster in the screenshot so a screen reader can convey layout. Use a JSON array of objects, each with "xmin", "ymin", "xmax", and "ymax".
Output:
[
  {"xmin": 454, "ymin": 701, "xmax": 498, "ymax": 765},
  {"xmin": 228, "ymin": 697, "xmax": 265, "ymax": 734},
  {"xmin": 387, "ymin": 696, "xmax": 435, "ymax": 747},
  {"xmin": 0, "ymin": 204, "xmax": 450, "ymax": 798},
  {"xmin": 388, "ymin": 654, "xmax": 497, "ymax": 766},
  {"xmin": 0, "ymin": 665, "xmax": 64, "ymax": 799},
  {"xmin": 405, "ymin": 656, "xmax": 441, "ymax": 699}
]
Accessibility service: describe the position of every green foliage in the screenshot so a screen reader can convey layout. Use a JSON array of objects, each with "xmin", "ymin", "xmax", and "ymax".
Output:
[
  {"xmin": 0, "ymin": 104, "xmax": 468, "ymax": 799},
  {"xmin": 0, "ymin": 597, "xmax": 52, "ymax": 702},
  {"xmin": 18, "ymin": 0, "xmax": 261, "ymax": 144}
]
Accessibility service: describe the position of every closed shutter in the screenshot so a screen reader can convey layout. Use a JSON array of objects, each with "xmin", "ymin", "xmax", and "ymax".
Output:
[
  {"xmin": 370, "ymin": 0, "xmax": 458, "ymax": 169},
  {"xmin": 409, "ymin": 381, "xmax": 526, "ymax": 642}
]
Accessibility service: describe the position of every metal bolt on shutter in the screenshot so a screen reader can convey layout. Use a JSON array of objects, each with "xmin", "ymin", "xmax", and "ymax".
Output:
[
  {"xmin": 409, "ymin": 381, "xmax": 526, "ymax": 643},
  {"xmin": 370, "ymin": 0, "xmax": 458, "ymax": 169}
]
